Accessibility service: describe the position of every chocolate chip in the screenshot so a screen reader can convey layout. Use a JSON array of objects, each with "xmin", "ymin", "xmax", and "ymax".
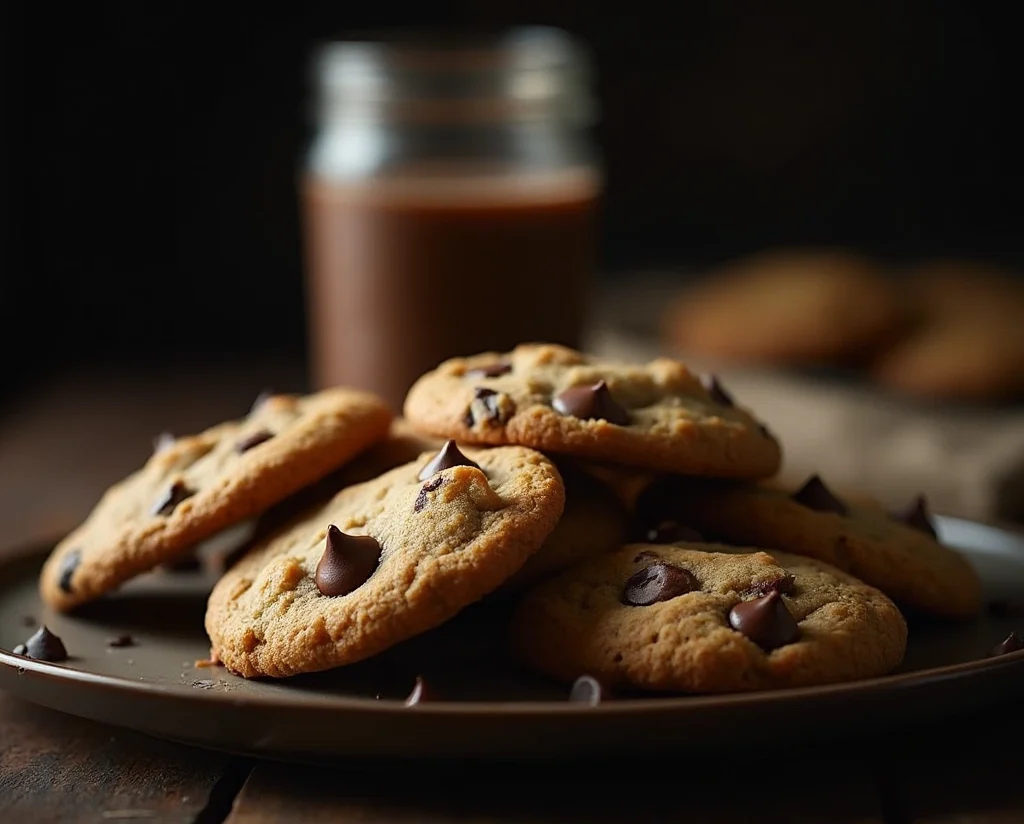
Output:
[
  {"xmin": 641, "ymin": 520, "xmax": 703, "ymax": 544},
  {"xmin": 465, "ymin": 361, "xmax": 512, "ymax": 379},
  {"xmin": 235, "ymin": 428, "xmax": 274, "ymax": 454},
  {"xmin": 315, "ymin": 525, "xmax": 382, "ymax": 597},
  {"xmin": 891, "ymin": 494, "xmax": 938, "ymax": 539},
  {"xmin": 250, "ymin": 388, "xmax": 274, "ymax": 414},
  {"xmin": 151, "ymin": 480, "xmax": 195, "ymax": 517},
  {"xmin": 404, "ymin": 675, "xmax": 439, "ymax": 705},
  {"xmin": 622, "ymin": 562, "xmax": 700, "ymax": 606},
  {"xmin": 990, "ymin": 631, "xmax": 1023, "ymax": 657},
  {"xmin": 417, "ymin": 440, "xmax": 481, "ymax": 481},
  {"xmin": 791, "ymin": 474, "xmax": 848, "ymax": 516},
  {"xmin": 728, "ymin": 591, "xmax": 800, "ymax": 651},
  {"xmin": 569, "ymin": 674, "xmax": 612, "ymax": 706},
  {"xmin": 57, "ymin": 549, "xmax": 81, "ymax": 594},
  {"xmin": 107, "ymin": 634, "xmax": 134, "ymax": 648},
  {"xmin": 414, "ymin": 477, "xmax": 445, "ymax": 512},
  {"xmin": 552, "ymin": 380, "xmax": 630, "ymax": 426},
  {"xmin": 152, "ymin": 432, "xmax": 176, "ymax": 455},
  {"xmin": 465, "ymin": 386, "xmax": 514, "ymax": 427},
  {"xmin": 746, "ymin": 574, "xmax": 796, "ymax": 598},
  {"xmin": 15, "ymin": 626, "xmax": 68, "ymax": 662},
  {"xmin": 701, "ymin": 374, "xmax": 734, "ymax": 407}
]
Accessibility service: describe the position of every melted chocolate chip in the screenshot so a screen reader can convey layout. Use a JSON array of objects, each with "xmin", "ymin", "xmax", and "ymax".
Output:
[
  {"xmin": 15, "ymin": 626, "xmax": 68, "ymax": 662},
  {"xmin": 552, "ymin": 380, "xmax": 630, "ymax": 426},
  {"xmin": 414, "ymin": 477, "xmax": 445, "ymax": 513},
  {"xmin": 465, "ymin": 386, "xmax": 514, "ymax": 426},
  {"xmin": 152, "ymin": 432, "xmax": 176, "ymax": 455},
  {"xmin": 465, "ymin": 361, "xmax": 512, "ymax": 379},
  {"xmin": 250, "ymin": 389, "xmax": 274, "ymax": 414},
  {"xmin": 641, "ymin": 520, "xmax": 703, "ymax": 544},
  {"xmin": 107, "ymin": 634, "xmax": 134, "ymax": 648},
  {"xmin": 746, "ymin": 574, "xmax": 796, "ymax": 599},
  {"xmin": 417, "ymin": 440, "xmax": 481, "ymax": 481},
  {"xmin": 569, "ymin": 674, "xmax": 612, "ymax": 706},
  {"xmin": 701, "ymin": 374, "xmax": 734, "ymax": 407},
  {"xmin": 404, "ymin": 676, "xmax": 439, "ymax": 705},
  {"xmin": 990, "ymin": 631, "xmax": 1023, "ymax": 657},
  {"xmin": 622, "ymin": 562, "xmax": 700, "ymax": 606},
  {"xmin": 315, "ymin": 525, "xmax": 382, "ymax": 597},
  {"xmin": 891, "ymin": 494, "xmax": 938, "ymax": 539},
  {"xmin": 57, "ymin": 549, "xmax": 81, "ymax": 594},
  {"xmin": 235, "ymin": 428, "xmax": 274, "ymax": 454},
  {"xmin": 791, "ymin": 475, "xmax": 848, "ymax": 516},
  {"xmin": 728, "ymin": 591, "xmax": 800, "ymax": 651},
  {"xmin": 151, "ymin": 480, "xmax": 196, "ymax": 517}
]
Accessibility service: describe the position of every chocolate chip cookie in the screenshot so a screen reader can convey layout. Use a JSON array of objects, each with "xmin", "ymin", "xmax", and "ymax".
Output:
[
  {"xmin": 509, "ymin": 543, "xmax": 908, "ymax": 693},
  {"xmin": 499, "ymin": 463, "xmax": 630, "ymax": 594},
  {"xmin": 206, "ymin": 442, "xmax": 565, "ymax": 678},
  {"xmin": 650, "ymin": 475, "xmax": 982, "ymax": 618},
  {"xmin": 40, "ymin": 388, "xmax": 393, "ymax": 611},
  {"xmin": 403, "ymin": 343, "xmax": 781, "ymax": 478}
]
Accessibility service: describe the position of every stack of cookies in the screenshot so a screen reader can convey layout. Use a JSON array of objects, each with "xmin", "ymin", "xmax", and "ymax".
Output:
[{"xmin": 33, "ymin": 343, "xmax": 996, "ymax": 698}]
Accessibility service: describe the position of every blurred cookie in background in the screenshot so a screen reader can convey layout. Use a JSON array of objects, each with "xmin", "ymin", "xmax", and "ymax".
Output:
[
  {"xmin": 871, "ymin": 261, "xmax": 1024, "ymax": 402},
  {"xmin": 661, "ymin": 248, "xmax": 907, "ymax": 367}
]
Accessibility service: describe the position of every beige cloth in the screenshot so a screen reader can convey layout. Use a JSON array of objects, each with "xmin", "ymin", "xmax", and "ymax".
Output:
[{"xmin": 586, "ymin": 279, "xmax": 1024, "ymax": 524}]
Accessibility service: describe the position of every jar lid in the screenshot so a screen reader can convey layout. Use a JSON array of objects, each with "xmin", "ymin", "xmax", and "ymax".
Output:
[{"xmin": 312, "ymin": 27, "xmax": 598, "ymax": 125}]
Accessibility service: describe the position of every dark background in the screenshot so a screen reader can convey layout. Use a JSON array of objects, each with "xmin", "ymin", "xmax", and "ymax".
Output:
[{"xmin": 2, "ymin": 2, "xmax": 1022, "ymax": 391}]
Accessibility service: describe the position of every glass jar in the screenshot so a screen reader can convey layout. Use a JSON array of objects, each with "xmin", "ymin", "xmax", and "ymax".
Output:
[{"xmin": 301, "ymin": 27, "xmax": 602, "ymax": 410}]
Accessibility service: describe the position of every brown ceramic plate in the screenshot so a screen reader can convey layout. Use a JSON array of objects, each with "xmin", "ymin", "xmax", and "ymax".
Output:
[{"xmin": 1, "ymin": 516, "xmax": 1023, "ymax": 762}]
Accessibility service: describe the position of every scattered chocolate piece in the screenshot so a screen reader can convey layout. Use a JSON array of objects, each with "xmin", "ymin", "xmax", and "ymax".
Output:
[
  {"xmin": 552, "ymin": 380, "xmax": 630, "ymax": 425},
  {"xmin": 414, "ymin": 477, "xmax": 445, "ymax": 512},
  {"xmin": 465, "ymin": 386, "xmax": 514, "ymax": 426},
  {"xmin": 465, "ymin": 361, "xmax": 512, "ymax": 379},
  {"xmin": 152, "ymin": 431, "xmax": 176, "ymax": 454},
  {"xmin": 250, "ymin": 388, "xmax": 274, "ymax": 414},
  {"xmin": 728, "ymin": 591, "xmax": 800, "ymax": 651},
  {"xmin": 746, "ymin": 574, "xmax": 796, "ymax": 599},
  {"xmin": 15, "ymin": 626, "xmax": 68, "ymax": 662},
  {"xmin": 151, "ymin": 480, "xmax": 196, "ymax": 517},
  {"xmin": 57, "ymin": 549, "xmax": 81, "ymax": 594},
  {"xmin": 623, "ymin": 562, "xmax": 699, "ymax": 606},
  {"xmin": 404, "ymin": 675, "xmax": 439, "ymax": 705},
  {"xmin": 235, "ymin": 428, "xmax": 275, "ymax": 454},
  {"xmin": 701, "ymin": 374, "xmax": 734, "ymax": 407},
  {"xmin": 315, "ymin": 525, "xmax": 382, "ymax": 597},
  {"xmin": 417, "ymin": 440, "xmax": 481, "ymax": 481},
  {"xmin": 791, "ymin": 474, "xmax": 848, "ymax": 516},
  {"xmin": 642, "ymin": 519, "xmax": 703, "ymax": 544},
  {"xmin": 107, "ymin": 634, "xmax": 135, "ymax": 648},
  {"xmin": 569, "ymin": 674, "xmax": 612, "ymax": 706},
  {"xmin": 990, "ymin": 631, "xmax": 1023, "ymax": 657},
  {"xmin": 891, "ymin": 494, "xmax": 938, "ymax": 539}
]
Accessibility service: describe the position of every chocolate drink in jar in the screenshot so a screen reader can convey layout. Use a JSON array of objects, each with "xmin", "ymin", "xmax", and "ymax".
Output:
[{"xmin": 301, "ymin": 27, "xmax": 603, "ymax": 410}]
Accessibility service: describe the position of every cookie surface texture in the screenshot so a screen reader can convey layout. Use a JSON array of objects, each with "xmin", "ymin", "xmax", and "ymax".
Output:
[
  {"xmin": 509, "ymin": 544, "xmax": 908, "ymax": 693},
  {"xmin": 655, "ymin": 478, "xmax": 982, "ymax": 619},
  {"xmin": 41, "ymin": 388, "xmax": 393, "ymax": 611},
  {"xmin": 206, "ymin": 444, "xmax": 564, "ymax": 678},
  {"xmin": 403, "ymin": 343, "xmax": 781, "ymax": 478}
]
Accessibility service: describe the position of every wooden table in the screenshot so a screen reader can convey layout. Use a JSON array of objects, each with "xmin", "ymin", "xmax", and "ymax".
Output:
[{"xmin": 3, "ymin": 362, "xmax": 1024, "ymax": 823}]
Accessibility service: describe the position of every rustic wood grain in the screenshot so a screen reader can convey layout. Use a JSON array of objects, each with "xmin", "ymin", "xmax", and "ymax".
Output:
[
  {"xmin": 226, "ymin": 752, "xmax": 886, "ymax": 824},
  {"xmin": 0, "ymin": 693, "xmax": 246, "ymax": 824}
]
